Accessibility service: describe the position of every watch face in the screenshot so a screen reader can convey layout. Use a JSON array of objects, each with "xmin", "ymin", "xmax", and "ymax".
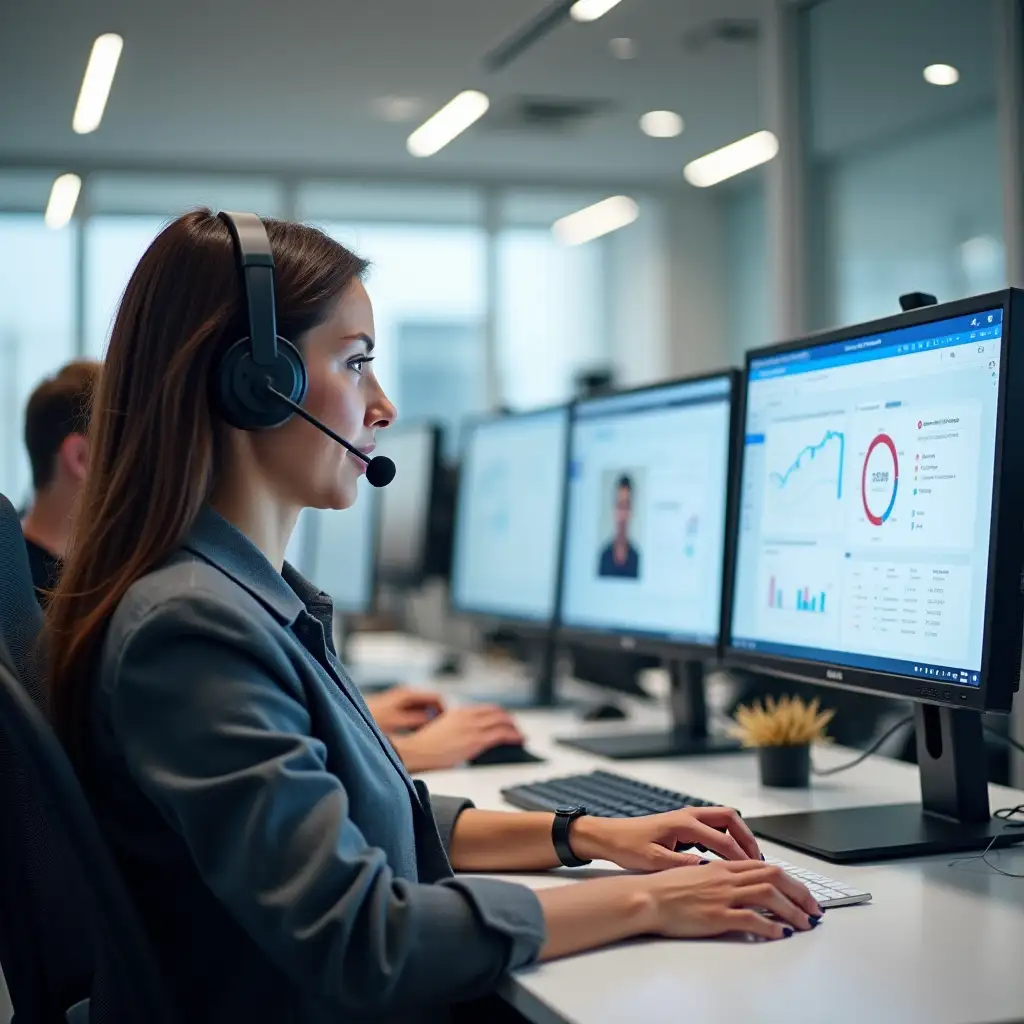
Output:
[{"xmin": 556, "ymin": 805, "xmax": 584, "ymax": 816}]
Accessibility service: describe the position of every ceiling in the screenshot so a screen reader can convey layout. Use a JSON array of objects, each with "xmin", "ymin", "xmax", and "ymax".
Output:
[{"xmin": 0, "ymin": 0, "xmax": 998, "ymax": 188}]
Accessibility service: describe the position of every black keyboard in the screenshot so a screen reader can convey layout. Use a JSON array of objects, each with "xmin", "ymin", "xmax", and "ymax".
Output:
[{"xmin": 500, "ymin": 770, "xmax": 728, "ymax": 817}]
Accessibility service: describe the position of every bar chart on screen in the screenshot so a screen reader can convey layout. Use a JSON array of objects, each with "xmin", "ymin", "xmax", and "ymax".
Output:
[{"xmin": 757, "ymin": 546, "xmax": 841, "ymax": 646}]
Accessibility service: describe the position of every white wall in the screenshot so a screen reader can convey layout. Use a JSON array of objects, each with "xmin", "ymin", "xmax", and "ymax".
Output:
[
  {"xmin": 605, "ymin": 197, "xmax": 670, "ymax": 389},
  {"xmin": 665, "ymin": 188, "xmax": 733, "ymax": 376},
  {"xmin": 723, "ymin": 182, "xmax": 771, "ymax": 362}
]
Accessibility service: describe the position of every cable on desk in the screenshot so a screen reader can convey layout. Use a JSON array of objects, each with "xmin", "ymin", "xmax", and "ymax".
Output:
[
  {"xmin": 811, "ymin": 715, "xmax": 914, "ymax": 776},
  {"xmin": 982, "ymin": 723, "xmax": 1024, "ymax": 757},
  {"xmin": 949, "ymin": 804, "xmax": 1024, "ymax": 877}
]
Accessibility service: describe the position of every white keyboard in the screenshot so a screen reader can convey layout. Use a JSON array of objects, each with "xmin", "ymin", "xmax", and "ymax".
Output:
[{"xmin": 765, "ymin": 856, "xmax": 872, "ymax": 908}]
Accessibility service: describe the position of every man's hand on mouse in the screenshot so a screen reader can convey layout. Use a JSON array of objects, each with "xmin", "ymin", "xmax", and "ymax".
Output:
[
  {"xmin": 390, "ymin": 705, "xmax": 524, "ymax": 773},
  {"xmin": 365, "ymin": 686, "xmax": 445, "ymax": 734}
]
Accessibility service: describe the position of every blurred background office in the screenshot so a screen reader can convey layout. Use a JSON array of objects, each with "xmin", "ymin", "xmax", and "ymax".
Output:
[{"xmin": 2, "ymin": 0, "xmax": 1023, "ymax": 760}]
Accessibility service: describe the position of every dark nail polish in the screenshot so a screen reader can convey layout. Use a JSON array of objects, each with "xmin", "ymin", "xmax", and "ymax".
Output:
[
  {"xmin": 760, "ymin": 853, "xmax": 766, "ymax": 861},
  {"xmin": 809, "ymin": 916, "xmax": 821, "ymax": 927},
  {"xmin": 696, "ymin": 844, "xmax": 707, "ymax": 854},
  {"xmin": 698, "ymin": 859, "xmax": 710, "ymax": 865},
  {"xmin": 782, "ymin": 927, "xmax": 794, "ymax": 938}
]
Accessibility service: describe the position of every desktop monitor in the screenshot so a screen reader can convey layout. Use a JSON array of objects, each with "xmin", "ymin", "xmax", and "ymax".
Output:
[
  {"xmin": 286, "ymin": 481, "xmax": 378, "ymax": 616},
  {"xmin": 727, "ymin": 289, "xmax": 1024, "ymax": 861},
  {"xmin": 557, "ymin": 372, "xmax": 742, "ymax": 759},
  {"xmin": 374, "ymin": 422, "xmax": 441, "ymax": 586},
  {"xmin": 450, "ymin": 406, "xmax": 571, "ymax": 628}
]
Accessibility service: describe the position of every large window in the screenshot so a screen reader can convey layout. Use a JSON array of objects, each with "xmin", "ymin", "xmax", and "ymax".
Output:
[
  {"xmin": 84, "ymin": 216, "xmax": 167, "ymax": 358},
  {"xmin": 0, "ymin": 215, "xmax": 76, "ymax": 505},
  {"xmin": 83, "ymin": 174, "xmax": 286, "ymax": 357},
  {"xmin": 3, "ymin": 173, "xmax": 635, "ymax": 494}
]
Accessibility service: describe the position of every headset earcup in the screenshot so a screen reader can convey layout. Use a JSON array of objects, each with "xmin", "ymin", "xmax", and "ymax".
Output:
[{"xmin": 216, "ymin": 336, "xmax": 308, "ymax": 431}]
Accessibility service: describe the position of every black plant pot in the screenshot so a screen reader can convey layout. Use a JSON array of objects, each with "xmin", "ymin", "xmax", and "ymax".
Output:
[{"xmin": 758, "ymin": 744, "xmax": 810, "ymax": 788}]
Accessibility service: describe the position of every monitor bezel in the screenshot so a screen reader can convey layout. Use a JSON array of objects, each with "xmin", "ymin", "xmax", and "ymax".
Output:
[
  {"xmin": 302, "ymin": 486, "xmax": 382, "ymax": 618},
  {"xmin": 723, "ymin": 288, "xmax": 1024, "ymax": 714},
  {"xmin": 556, "ymin": 369, "xmax": 742, "ymax": 660},
  {"xmin": 374, "ymin": 419, "xmax": 443, "ymax": 588},
  {"xmin": 448, "ymin": 402, "xmax": 574, "ymax": 635}
]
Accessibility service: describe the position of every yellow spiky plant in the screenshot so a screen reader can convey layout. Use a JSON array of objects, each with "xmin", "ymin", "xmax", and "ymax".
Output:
[{"xmin": 729, "ymin": 695, "xmax": 835, "ymax": 748}]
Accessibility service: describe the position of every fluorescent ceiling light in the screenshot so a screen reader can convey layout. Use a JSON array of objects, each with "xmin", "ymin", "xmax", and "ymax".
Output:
[
  {"xmin": 406, "ymin": 90, "xmax": 490, "ymax": 157},
  {"xmin": 640, "ymin": 110, "xmax": 684, "ymax": 138},
  {"xmin": 570, "ymin": 0, "xmax": 624, "ymax": 23},
  {"xmin": 45, "ymin": 174, "xmax": 82, "ymax": 229},
  {"xmin": 683, "ymin": 130, "xmax": 779, "ymax": 187},
  {"xmin": 553, "ymin": 196, "xmax": 639, "ymax": 245},
  {"xmin": 72, "ymin": 33, "xmax": 123, "ymax": 134},
  {"xmin": 923, "ymin": 63, "xmax": 959, "ymax": 86}
]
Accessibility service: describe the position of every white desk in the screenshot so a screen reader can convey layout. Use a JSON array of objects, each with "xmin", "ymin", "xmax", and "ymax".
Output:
[
  {"xmin": 422, "ymin": 705, "xmax": 1024, "ymax": 1024},
  {"xmin": 346, "ymin": 636, "xmax": 1024, "ymax": 1023}
]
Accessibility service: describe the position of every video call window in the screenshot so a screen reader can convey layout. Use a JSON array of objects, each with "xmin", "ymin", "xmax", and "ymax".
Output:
[
  {"xmin": 597, "ymin": 472, "xmax": 642, "ymax": 580},
  {"xmin": 560, "ymin": 376, "xmax": 734, "ymax": 645}
]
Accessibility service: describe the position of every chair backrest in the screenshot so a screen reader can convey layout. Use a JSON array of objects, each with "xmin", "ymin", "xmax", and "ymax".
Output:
[
  {"xmin": 0, "ymin": 643, "xmax": 172, "ymax": 1023},
  {"xmin": 0, "ymin": 493, "xmax": 45, "ymax": 707}
]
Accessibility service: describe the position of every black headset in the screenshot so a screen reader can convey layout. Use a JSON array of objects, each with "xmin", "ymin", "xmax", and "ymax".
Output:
[
  {"xmin": 215, "ymin": 211, "xmax": 395, "ymax": 487},
  {"xmin": 215, "ymin": 210, "xmax": 308, "ymax": 431}
]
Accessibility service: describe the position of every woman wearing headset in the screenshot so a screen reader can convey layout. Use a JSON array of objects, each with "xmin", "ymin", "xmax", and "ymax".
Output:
[{"xmin": 47, "ymin": 212, "xmax": 819, "ymax": 1024}]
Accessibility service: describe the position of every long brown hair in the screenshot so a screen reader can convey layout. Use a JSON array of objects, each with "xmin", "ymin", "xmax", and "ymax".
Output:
[{"xmin": 47, "ymin": 209, "xmax": 368, "ymax": 766}]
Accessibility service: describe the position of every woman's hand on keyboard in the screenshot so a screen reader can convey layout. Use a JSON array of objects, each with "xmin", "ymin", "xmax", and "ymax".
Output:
[
  {"xmin": 536, "ymin": 859, "xmax": 821, "ymax": 959},
  {"xmin": 572, "ymin": 806, "xmax": 762, "ymax": 871},
  {"xmin": 640, "ymin": 860, "xmax": 822, "ymax": 940}
]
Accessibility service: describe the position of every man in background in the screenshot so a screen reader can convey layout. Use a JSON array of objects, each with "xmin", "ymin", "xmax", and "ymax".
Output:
[
  {"xmin": 598, "ymin": 473, "xmax": 641, "ymax": 579},
  {"xmin": 20, "ymin": 359, "xmax": 100, "ymax": 605}
]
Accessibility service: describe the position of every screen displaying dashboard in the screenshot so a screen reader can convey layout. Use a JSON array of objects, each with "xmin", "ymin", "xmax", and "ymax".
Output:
[
  {"xmin": 560, "ymin": 376, "xmax": 734, "ymax": 645},
  {"xmin": 730, "ymin": 308, "xmax": 1004, "ymax": 686},
  {"xmin": 450, "ymin": 407, "xmax": 570, "ymax": 622}
]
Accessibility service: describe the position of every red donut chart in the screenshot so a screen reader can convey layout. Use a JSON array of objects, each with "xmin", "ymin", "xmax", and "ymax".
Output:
[{"xmin": 861, "ymin": 433, "xmax": 899, "ymax": 526}]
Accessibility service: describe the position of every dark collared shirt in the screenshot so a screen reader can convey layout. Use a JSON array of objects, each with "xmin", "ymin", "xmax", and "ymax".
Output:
[{"xmin": 84, "ymin": 507, "xmax": 544, "ymax": 1024}]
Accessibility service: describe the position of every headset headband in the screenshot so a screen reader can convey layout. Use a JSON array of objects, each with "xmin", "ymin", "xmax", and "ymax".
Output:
[{"xmin": 218, "ymin": 211, "xmax": 278, "ymax": 368}]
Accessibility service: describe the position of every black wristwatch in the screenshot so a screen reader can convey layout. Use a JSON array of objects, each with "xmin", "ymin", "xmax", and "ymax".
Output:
[{"xmin": 552, "ymin": 805, "xmax": 591, "ymax": 868}]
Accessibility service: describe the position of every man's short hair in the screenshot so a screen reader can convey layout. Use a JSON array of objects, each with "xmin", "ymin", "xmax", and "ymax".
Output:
[
  {"xmin": 616, "ymin": 474, "xmax": 633, "ymax": 493},
  {"xmin": 24, "ymin": 360, "xmax": 101, "ymax": 490}
]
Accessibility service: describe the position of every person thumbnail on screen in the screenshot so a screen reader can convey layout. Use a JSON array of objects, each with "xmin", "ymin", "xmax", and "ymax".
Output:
[{"xmin": 597, "ymin": 470, "xmax": 642, "ymax": 580}]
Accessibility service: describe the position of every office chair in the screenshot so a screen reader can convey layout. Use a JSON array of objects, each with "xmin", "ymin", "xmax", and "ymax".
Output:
[
  {"xmin": 0, "ymin": 643, "xmax": 172, "ymax": 1023},
  {"xmin": 0, "ymin": 493, "xmax": 45, "ymax": 707}
]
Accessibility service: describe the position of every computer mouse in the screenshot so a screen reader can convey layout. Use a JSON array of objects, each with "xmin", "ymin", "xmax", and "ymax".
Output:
[
  {"xmin": 434, "ymin": 653, "xmax": 463, "ymax": 677},
  {"xmin": 469, "ymin": 744, "xmax": 545, "ymax": 767},
  {"xmin": 581, "ymin": 702, "xmax": 628, "ymax": 722}
]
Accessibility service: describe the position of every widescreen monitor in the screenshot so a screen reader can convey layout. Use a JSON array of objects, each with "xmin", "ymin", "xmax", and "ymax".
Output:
[{"xmin": 728, "ymin": 291, "xmax": 1024, "ymax": 861}]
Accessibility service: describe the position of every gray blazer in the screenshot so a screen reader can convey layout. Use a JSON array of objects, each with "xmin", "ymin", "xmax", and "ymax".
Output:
[{"xmin": 84, "ymin": 507, "xmax": 545, "ymax": 1024}]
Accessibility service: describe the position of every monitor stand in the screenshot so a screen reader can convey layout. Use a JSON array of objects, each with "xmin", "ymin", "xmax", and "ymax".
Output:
[
  {"xmin": 744, "ymin": 704, "xmax": 1022, "ymax": 863},
  {"xmin": 470, "ymin": 633, "xmax": 583, "ymax": 711},
  {"xmin": 556, "ymin": 659, "xmax": 743, "ymax": 759}
]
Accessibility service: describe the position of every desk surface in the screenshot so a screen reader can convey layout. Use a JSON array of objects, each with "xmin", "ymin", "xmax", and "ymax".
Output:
[{"xmin": 352, "ymin": 637, "xmax": 1024, "ymax": 1024}]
